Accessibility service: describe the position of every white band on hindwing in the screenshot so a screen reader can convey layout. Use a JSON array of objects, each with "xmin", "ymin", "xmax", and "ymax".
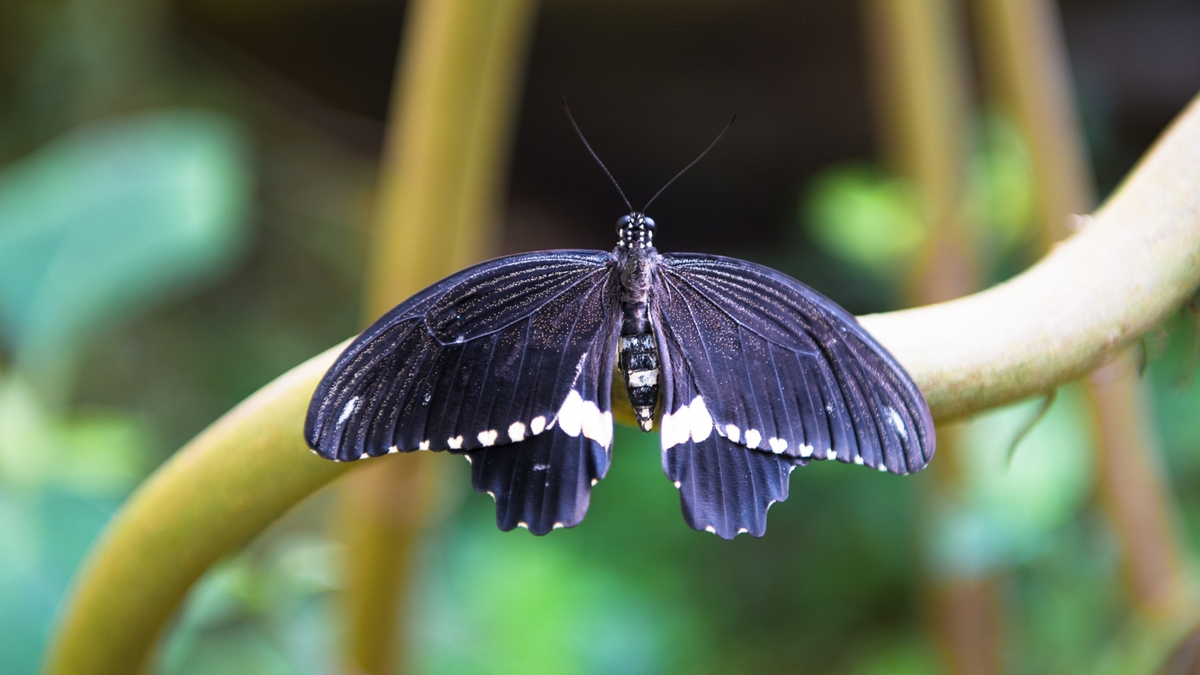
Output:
[
  {"xmin": 660, "ymin": 395, "xmax": 714, "ymax": 450},
  {"xmin": 556, "ymin": 389, "xmax": 614, "ymax": 448}
]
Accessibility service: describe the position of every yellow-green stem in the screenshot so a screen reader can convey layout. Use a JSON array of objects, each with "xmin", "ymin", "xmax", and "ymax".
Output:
[
  {"xmin": 343, "ymin": 1, "xmax": 539, "ymax": 673},
  {"xmin": 42, "ymin": 341, "xmax": 353, "ymax": 675},
  {"xmin": 857, "ymin": 93, "xmax": 1200, "ymax": 417},
  {"xmin": 974, "ymin": 0, "xmax": 1193, "ymax": 620},
  {"xmin": 862, "ymin": 0, "xmax": 997, "ymax": 670},
  {"xmin": 862, "ymin": 0, "xmax": 977, "ymax": 303}
]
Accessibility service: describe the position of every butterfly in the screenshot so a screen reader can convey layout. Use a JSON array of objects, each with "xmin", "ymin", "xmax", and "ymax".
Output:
[{"xmin": 304, "ymin": 113, "xmax": 935, "ymax": 539}]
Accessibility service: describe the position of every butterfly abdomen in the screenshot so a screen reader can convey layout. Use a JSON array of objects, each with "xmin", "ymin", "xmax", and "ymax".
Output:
[
  {"xmin": 619, "ymin": 332, "xmax": 659, "ymax": 431},
  {"xmin": 617, "ymin": 243, "xmax": 660, "ymax": 432}
]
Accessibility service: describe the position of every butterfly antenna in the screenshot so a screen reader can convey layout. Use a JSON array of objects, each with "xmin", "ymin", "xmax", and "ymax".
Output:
[
  {"xmin": 641, "ymin": 114, "xmax": 736, "ymax": 213},
  {"xmin": 563, "ymin": 98, "xmax": 634, "ymax": 213}
]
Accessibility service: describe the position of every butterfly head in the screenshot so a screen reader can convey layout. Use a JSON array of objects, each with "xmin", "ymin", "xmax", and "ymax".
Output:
[{"xmin": 617, "ymin": 213, "xmax": 656, "ymax": 250}]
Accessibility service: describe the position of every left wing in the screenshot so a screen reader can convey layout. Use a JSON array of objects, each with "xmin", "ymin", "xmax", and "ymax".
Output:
[
  {"xmin": 305, "ymin": 250, "xmax": 621, "ymax": 534},
  {"xmin": 653, "ymin": 253, "xmax": 934, "ymax": 539}
]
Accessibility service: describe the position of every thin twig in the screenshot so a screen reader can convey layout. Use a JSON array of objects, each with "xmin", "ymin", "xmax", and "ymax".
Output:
[{"xmin": 1007, "ymin": 389, "xmax": 1056, "ymax": 467}]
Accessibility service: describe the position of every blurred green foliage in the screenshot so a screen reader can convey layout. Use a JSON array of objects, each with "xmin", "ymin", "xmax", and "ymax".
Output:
[
  {"xmin": 927, "ymin": 386, "xmax": 1096, "ymax": 578},
  {"xmin": 0, "ymin": 109, "xmax": 253, "ymax": 397},
  {"xmin": 156, "ymin": 425, "xmax": 946, "ymax": 675},
  {"xmin": 964, "ymin": 109, "xmax": 1037, "ymax": 258},
  {"xmin": 803, "ymin": 108, "xmax": 1038, "ymax": 284},
  {"xmin": 1, "ymin": 2, "xmax": 1198, "ymax": 674},
  {"xmin": 804, "ymin": 163, "xmax": 927, "ymax": 276},
  {"xmin": 0, "ymin": 107, "xmax": 254, "ymax": 673}
]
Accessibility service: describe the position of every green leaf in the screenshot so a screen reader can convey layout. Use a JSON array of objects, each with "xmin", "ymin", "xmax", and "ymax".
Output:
[
  {"xmin": 0, "ymin": 109, "xmax": 254, "ymax": 390},
  {"xmin": 802, "ymin": 163, "xmax": 928, "ymax": 273},
  {"xmin": 0, "ymin": 376, "xmax": 149, "ymax": 494}
]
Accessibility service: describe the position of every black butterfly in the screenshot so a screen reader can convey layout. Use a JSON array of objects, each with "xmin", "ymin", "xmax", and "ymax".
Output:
[{"xmin": 304, "ymin": 115, "xmax": 935, "ymax": 540}]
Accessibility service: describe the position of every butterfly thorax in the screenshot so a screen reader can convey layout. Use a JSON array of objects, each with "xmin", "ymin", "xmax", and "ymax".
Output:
[{"xmin": 615, "ymin": 213, "xmax": 660, "ymax": 432}]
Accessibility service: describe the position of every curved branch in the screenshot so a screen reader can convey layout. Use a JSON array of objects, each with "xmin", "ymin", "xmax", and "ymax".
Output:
[
  {"xmin": 42, "ymin": 341, "xmax": 354, "ymax": 675},
  {"xmin": 858, "ymin": 92, "xmax": 1200, "ymax": 419},
  {"xmin": 43, "ymin": 93, "xmax": 1200, "ymax": 675}
]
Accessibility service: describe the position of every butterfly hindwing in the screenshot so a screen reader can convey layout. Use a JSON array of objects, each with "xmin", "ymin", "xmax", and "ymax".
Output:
[
  {"xmin": 653, "ymin": 253, "xmax": 934, "ymax": 537},
  {"xmin": 467, "ymin": 421, "xmax": 611, "ymax": 534},
  {"xmin": 664, "ymin": 436, "xmax": 803, "ymax": 540},
  {"xmin": 655, "ymin": 336, "xmax": 803, "ymax": 539},
  {"xmin": 305, "ymin": 250, "xmax": 621, "ymax": 531},
  {"xmin": 464, "ymin": 287, "xmax": 619, "ymax": 534}
]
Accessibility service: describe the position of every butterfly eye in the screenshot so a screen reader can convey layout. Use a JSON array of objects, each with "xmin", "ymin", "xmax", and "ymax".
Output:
[
  {"xmin": 615, "ymin": 214, "xmax": 633, "ymax": 233},
  {"xmin": 642, "ymin": 216, "xmax": 656, "ymax": 231}
]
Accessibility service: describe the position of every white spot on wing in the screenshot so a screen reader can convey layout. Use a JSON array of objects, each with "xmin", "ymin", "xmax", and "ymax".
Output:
[
  {"xmin": 689, "ymin": 396, "xmax": 713, "ymax": 442},
  {"xmin": 517, "ymin": 521, "xmax": 529, "ymax": 530},
  {"xmin": 338, "ymin": 397, "xmax": 360, "ymax": 425},
  {"xmin": 465, "ymin": 455, "xmax": 472, "ymax": 464},
  {"xmin": 530, "ymin": 416, "xmax": 546, "ymax": 435},
  {"xmin": 826, "ymin": 449, "xmax": 837, "ymax": 460},
  {"xmin": 673, "ymin": 481, "xmax": 682, "ymax": 488},
  {"xmin": 580, "ymin": 399, "xmax": 613, "ymax": 448},
  {"xmin": 389, "ymin": 445, "xmax": 399, "ymax": 454},
  {"xmin": 591, "ymin": 478, "xmax": 599, "ymax": 486},
  {"xmin": 737, "ymin": 528, "xmax": 748, "ymax": 535},
  {"xmin": 419, "ymin": 440, "xmax": 430, "ymax": 450},
  {"xmin": 878, "ymin": 464, "xmax": 888, "ymax": 472},
  {"xmin": 660, "ymin": 397, "xmax": 714, "ymax": 449},
  {"xmin": 704, "ymin": 526, "xmax": 717, "ymax": 534},
  {"xmin": 555, "ymin": 390, "xmax": 612, "ymax": 447},
  {"xmin": 508, "ymin": 421, "xmax": 526, "ymax": 442},
  {"xmin": 478, "ymin": 430, "xmax": 498, "ymax": 446},
  {"xmin": 660, "ymin": 408, "xmax": 686, "ymax": 450},
  {"xmin": 558, "ymin": 390, "xmax": 584, "ymax": 437},
  {"xmin": 532, "ymin": 463, "xmax": 549, "ymax": 471},
  {"xmin": 725, "ymin": 424, "xmax": 740, "ymax": 443},
  {"xmin": 887, "ymin": 407, "xmax": 908, "ymax": 441},
  {"xmin": 768, "ymin": 437, "xmax": 788, "ymax": 454},
  {"xmin": 853, "ymin": 455, "xmax": 864, "ymax": 465},
  {"xmin": 486, "ymin": 490, "xmax": 496, "ymax": 501},
  {"xmin": 745, "ymin": 429, "xmax": 762, "ymax": 449},
  {"xmin": 553, "ymin": 522, "xmax": 565, "ymax": 530},
  {"xmin": 447, "ymin": 436, "xmax": 463, "ymax": 450}
]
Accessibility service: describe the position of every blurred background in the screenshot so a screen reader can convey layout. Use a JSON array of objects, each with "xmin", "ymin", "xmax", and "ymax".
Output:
[{"xmin": 2, "ymin": 0, "xmax": 1200, "ymax": 673}]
